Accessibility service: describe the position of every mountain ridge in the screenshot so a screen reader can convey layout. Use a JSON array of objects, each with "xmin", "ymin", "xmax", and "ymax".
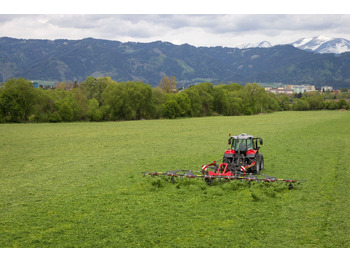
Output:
[{"xmin": 1, "ymin": 37, "xmax": 350, "ymax": 88}]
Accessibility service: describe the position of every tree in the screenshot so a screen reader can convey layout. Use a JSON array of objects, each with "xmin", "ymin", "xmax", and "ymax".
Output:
[
  {"xmin": 0, "ymin": 78, "xmax": 37, "ymax": 122},
  {"xmin": 55, "ymin": 100, "xmax": 73, "ymax": 121},
  {"xmin": 183, "ymin": 88, "xmax": 202, "ymax": 117},
  {"xmin": 131, "ymin": 82, "xmax": 155, "ymax": 119},
  {"xmin": 81, "ymin": 76, "xmax": 112, "ymax": 105},
  {"xmin": 72, "ymin": 87, "xmax": 88, "ymax": 120},
  {"xmin": 174, "ymin": 92, "xmax": 192, "ymax": 117},
  {"xmin": 277, "ymin": 94, "xmax": 291, "ymax": 111},
  {"xmin": 211, "ymin": 87, "xmax": 229, "ymax": 115},
  {"xmin": 324, "ymin": 100, "xmax": 337, "ymax": 110},
  {"xmin": 159, "ymin": 75, "xmax": 177, "ymax": 93},
  {"xmin": 307, "ymin": 93, "xmax": 324, "ymax": 110},
  {"xmin": 152, "ymin": 87, "xmax": 167, "ymax": 118},
  {"xmin": 244, "ymin": 83, "xmax": 270, "ymax": 114},
  {"xmin": 162, "ymin": 99, "xmax": 182, "ymax": 119},
  {"xmin": 87, "ymin": 98, "xmax": 103, "ymax": 121},
  {"xmin": 227, "ymin": 94, "xmax": 244, "ymax": 115},
  {"xmin": 337, "ymin": 99, "xmax": 347, "ymax": 109},
  {"xmin": 292, "ymin": 98, "xmax": 310, "ymax": 111}
]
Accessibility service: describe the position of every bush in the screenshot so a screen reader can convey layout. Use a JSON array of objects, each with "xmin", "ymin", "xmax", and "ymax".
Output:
[
  {"xmin": 48, "ymin": 112, "xmax": 62, "ymax": 122},
  {"xmin": 58, "ymin": 102, "xmax": 73, "ymax": 121},
  {"xmin": 162, "ymin": 99, "xmax": 182, "ymax": 119},
  {"xmin": 292, "ymin": 98, "xmax": 310, "ymax": 111}
]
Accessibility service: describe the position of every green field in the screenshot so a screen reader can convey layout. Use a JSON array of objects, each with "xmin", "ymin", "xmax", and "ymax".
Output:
[{"xmin": 0, "ymin": 111, "xmax": 349, "ymax": 248}]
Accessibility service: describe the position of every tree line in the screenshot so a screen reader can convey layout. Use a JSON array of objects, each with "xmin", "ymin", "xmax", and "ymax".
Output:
[{"xmin": 0, "ymin": 76, "xmax": 349, "ymax": 123}]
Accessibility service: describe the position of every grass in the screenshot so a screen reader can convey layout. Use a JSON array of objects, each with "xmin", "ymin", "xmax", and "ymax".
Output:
[{"xmin": 0, "ymin": 111, "xmax": 349, "ymax": 247}]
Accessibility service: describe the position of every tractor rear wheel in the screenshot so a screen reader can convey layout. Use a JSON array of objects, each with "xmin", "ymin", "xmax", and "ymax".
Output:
[
  {"xmin": 254, "ymin": 155, "xmax": 260, "ymax": 173},
  {"xmin": 260, "ymin": 154, "xmax": 264, "ymax": 170}
]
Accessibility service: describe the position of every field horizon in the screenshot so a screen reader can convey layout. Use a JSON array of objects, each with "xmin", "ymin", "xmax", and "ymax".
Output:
[{"xmin": 1, "ymin": 111, "xmax": 349, "ymax": 247}]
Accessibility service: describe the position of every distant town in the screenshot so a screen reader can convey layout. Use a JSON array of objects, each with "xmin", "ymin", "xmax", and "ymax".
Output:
[{"xmin": 262, "ymin": 84, "xmax": 347, "ymax": 95}]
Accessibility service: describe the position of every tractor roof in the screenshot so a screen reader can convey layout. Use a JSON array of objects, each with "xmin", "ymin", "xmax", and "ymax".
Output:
[{"xmin": 231, "ymin": 133, "xmax": 255, "ymax": 139}]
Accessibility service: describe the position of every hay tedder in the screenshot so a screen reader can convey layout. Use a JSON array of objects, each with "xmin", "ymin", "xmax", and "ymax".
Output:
[{"xmin": 143, "ymin": 133, "xmax": 301, "ymax": 189}]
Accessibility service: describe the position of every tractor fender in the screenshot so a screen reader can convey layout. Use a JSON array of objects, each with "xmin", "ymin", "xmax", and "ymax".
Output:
[{"xmin": 246, "ymin": 149, "xmax": 258, "ymax": 158}]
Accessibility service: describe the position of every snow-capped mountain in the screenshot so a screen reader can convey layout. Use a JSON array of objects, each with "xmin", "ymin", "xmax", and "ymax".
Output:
[
  {"xmin": 292, "ymin": 35, "xmax": 332, "ymax": 51},
  {"xmin": 291, "ymin": 35, "xmax": 350, "ymax": 54},
  {"xmin": 236, "ymin": 35, "xmax": 350, "ymax": 54},
  {"xmin": 314, "ymin": 38, "xmax": 350, "ymax": 54},
  {"xmin": 237, "ymin": 41, "xmax": 272, "ymax": 49}
]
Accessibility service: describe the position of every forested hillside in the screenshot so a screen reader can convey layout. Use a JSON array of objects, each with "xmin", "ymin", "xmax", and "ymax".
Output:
[{"xmin": 1, "ymin": 37, "xmax": 350, "ymax": 88}]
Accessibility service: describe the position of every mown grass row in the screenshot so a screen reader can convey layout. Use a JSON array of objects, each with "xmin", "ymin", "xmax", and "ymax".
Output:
[{"xmin": 0, "ymin": 111, "xmax": 349, "ymax": 247}]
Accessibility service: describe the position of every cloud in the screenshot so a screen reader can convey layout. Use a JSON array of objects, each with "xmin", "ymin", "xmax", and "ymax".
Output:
[{"xmin": 1, "ymin": 14, "xmax": 350, "ymax": 47}]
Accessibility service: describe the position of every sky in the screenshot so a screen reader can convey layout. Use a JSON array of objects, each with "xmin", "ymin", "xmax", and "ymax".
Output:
[{"xmin": 1, "ymin": 1, "xmax": 350, "ymax": 48}]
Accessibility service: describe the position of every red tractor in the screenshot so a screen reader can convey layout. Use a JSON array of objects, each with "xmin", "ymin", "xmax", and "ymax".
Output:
[
  {"xmin": 223, "ymin": 133, "xmax": 264, "ymax": 174},
  {"xmin": 143, "ymin": 133, "xmax": 300, "ymax": 188}
]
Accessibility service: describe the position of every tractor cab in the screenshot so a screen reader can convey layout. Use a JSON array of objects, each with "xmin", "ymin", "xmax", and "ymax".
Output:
[{"xmin": 228, "ymin": 133, "xmax": 263, "ymax": 154}]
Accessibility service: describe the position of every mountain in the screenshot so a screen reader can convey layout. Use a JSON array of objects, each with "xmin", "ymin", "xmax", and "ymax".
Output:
[
  {"xmin": 292, "ymin": 35, "xmax": 350, "ymax": 54},
  {"xmin": 1, "ymin": 37, "xmax": 350, "ymax": 88},
  {"xmin": 237, "ymin": 41, "xmax": 272, "ymax": 49},
  {"xmin": 315, "ymin": 38, "xmax": 350, "ymax": 54}
]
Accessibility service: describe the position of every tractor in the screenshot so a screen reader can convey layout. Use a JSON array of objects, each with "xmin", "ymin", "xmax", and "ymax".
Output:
[
  {"xmin": 223, "ymin": 133, "xmax": 264, "ymax": 174},
  {"xmin": 143, "ymin": 133, "xmax": 301, "ymax": 188}
]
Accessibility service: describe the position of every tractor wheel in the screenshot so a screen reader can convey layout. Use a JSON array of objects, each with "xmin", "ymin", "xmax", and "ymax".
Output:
[
  {"xmin": 255, "ymin": 156, "xmax": 260, "ymax": 173},
  {"xmin": 260, "ymin": 154, "xmax": 264, "ymax": 170}
]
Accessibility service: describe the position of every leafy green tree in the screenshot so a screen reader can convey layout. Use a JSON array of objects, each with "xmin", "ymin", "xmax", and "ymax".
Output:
[
  {"xmin": 72, "ymin": 87, "xmax": 88, "ymax": 120},
  {"xmin": 211, "ymin": 87, "xmax": 229, "ymax": 115},
  {"xmin": 292, "ymin": 98, "xmax": 310, "ymax": 111},
  {"xmin": 54, "ymin": 100, "xmax": 73, "ymax": 121},
  {"xmin": 101, "ymin": 81, "xmax": 123, "ymax": 120},
  {"xmin": 162, "ymin": 99, "xmax": 182, "ymax": 119},
  {"xmin": 337, "ymin": 99, "xmax": 347, "ymax": 109},
  {"xmin": 307, "ymin": 93, "xmax": 325, "ymax": 110},
  {"xmin": 131, "ymin": 82, "xmax": 155, "ymax": 119},
  {"xmin": 174, "ymin": 92, "xmax": 192, "ymax": 117},
  {"xmin": 81, "ymin": 76, "xmax": 111, "ymax": 105},
  {"xmin": 30, "ymin": 88, "xmax": 53, "ymax": 122},
  {"xmin": 152, "ymin": 87, "xmax": 167, "ymax": 118},
  {"xmin": 183, "ymin": 88, "xmax": 202, "ymax": 117},
  {"xmin": 193, "ymin": 83, "xmax": 214, "ymax": 116},
  {"xmin": 0, "ymin": 78, "xmax": 37, "ymax": 122},
  {"xmin": 227, "ymin": 94, "xmax": 244, "ymax": 115},
  {"xmin": 244, "ymin": 83, "xmax": 270, "ymax": 114},
  {"xmin": 324, "ymin": 100, "xmax": 337, "ymax": 110},
  {"xmin": 267, "ymin": 92, "xmax": 282, "ymax": 112},
  {"xmin": 277, "ymin": 94, "xmax": 291, "ymax": 111},
  {"xmin": 48, "ymin": 111, "xmax": 62, "ymax": 122},
  {"xmin": 87, "ymin": 98, "xmax": 103, "ymax": 121},
  {"xmin": 101, "ymin": 81, "xmax": 154, "ymax": 121}
]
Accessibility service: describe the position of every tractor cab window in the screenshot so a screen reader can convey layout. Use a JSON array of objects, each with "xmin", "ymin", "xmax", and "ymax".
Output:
[
  {"xmin": 246, "ymin": 139, "xmax": 253, "ymax": 150},
  {"xmin": 232, "ymin": 139, "xmax": 253, "ymax": 151}
]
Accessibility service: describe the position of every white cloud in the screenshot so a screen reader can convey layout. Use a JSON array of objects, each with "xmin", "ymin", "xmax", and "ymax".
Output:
[{"xmin": 1, "ymin": 14, "xmax": 350, "ymax": 47}]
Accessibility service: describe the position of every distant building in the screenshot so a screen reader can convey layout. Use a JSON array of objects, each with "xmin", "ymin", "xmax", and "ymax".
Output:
[
  {"xmin": 292, "ymin": 84, "xmax": 316, "ymax": 93},
  {"xmin": 264, "ymin": 87, "xmax": 293, "ymax": 95},
  {"xmin": 321, "ymin": 86, "xmax": 333, "ymax": 92}
]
